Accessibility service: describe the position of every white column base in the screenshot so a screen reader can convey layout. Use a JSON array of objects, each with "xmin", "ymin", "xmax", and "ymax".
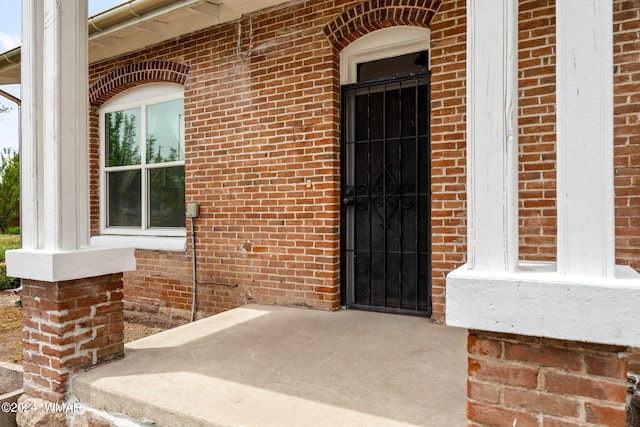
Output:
[
  {"xmin": 446, "ymin": 261, "xmax": 640, "ymax": 347},
  {"xmin": 6, "ymin": 247, "xmax": 136, "ymax": 282}
]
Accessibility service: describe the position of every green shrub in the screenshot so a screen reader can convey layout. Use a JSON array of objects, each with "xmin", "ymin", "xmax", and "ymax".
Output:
[
  {"xmin": 0, "ymin": 149, "xmax": 19, "ymax": 234},
  {"xmin": 0, "ymin": 263, "xmax": 19, "ymax": 291},
  {"xmin": 0, "ymin": 234, "xmax": 20, "ymax": 289},
  {"xmin": 5, "ymin": 226, "xmax": 19, "ymax": 235}
]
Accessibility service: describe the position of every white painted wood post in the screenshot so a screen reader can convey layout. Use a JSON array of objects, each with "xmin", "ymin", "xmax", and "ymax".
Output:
[
  {"xmin": 8, "ymin": 0, "xmax": 135, "ymax": 282},
  {"xmin": 447, "ymin": 0, "xmax": 640, "ymax": 350},
  {"xmin": 19, "ymin": 0, "xmax": 44, "ymax": 251},
  {"xmin": 22, "ymin": 0, "xmax": 89, "ymax": 251},
  {"xmin": 556, "ymin": 0, "xmax": 615, "ymax": 277},
  {"xmin": 466, "ymin": 0, "xmax": 519, "ymax": 271}
]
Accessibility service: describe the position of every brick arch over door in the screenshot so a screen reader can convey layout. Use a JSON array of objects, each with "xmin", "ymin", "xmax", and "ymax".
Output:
[
  {"xmin": 323, "ymin": 0, "xmax": 443, "ymax": 51},
  {"xmin": 89, "ymin": 61, "xmax": 190, "ymax": 106}
]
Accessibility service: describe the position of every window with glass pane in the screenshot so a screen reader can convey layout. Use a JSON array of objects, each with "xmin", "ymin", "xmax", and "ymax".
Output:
[
  {"xmin": 149, "ymin": 167, "xmax": 185, "ymax": 227},
  {"xmin": 105, "ymin": 108, "xmax": 141, "ymax": 167},
  {"xmin": 146, "ymin": 99, "xmax": 184, "ymax": 163},
  {"xmin": 102, "ymin": 91, "xmax": 185, "ymax": 234},
  {"xmin": 108, "ymin": 170, "xmax": 141, "ymax": 227}
]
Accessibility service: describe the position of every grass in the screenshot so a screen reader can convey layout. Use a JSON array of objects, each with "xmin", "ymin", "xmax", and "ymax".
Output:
[{"xmin": 0, "ymin": 234, "xmax": 20, "ymax": 263}]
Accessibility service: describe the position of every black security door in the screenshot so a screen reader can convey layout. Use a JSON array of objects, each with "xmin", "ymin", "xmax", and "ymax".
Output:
[{"xmin": 341, "ymin": 72, "xmax": 431, "ymax": 316}]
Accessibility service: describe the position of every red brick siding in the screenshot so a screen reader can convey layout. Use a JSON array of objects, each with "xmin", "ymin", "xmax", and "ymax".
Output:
[
  {"xmin": 518, "ymin": 0, "xmax": 557, "ymax": 261},
  {"xmin": 21, "ymin": 275, "xmax": 124, "ymax": 403},
  {"xmin": 629, "ymin": 351, "xmax": 640, "ymax": 372},
  {"xmin": 122, "ymin": 250, "xmax": 192, "ymax": 322},
  {"xmin": 614, "ymin": 0, "xmax": 640, "ymax": 271},
  {"xmin": 89, "ymin": 1, "xmax": 346, "ymax": 319},
  {"xmin": 89, "ymin": 60, "xmax": 190, "ymax": 106},
  {"xmin": 88, "ymin": 0, "xmax": 459, "ymax": 321},
  {"xmin": 429, "ymin": 0, "xmax": 467, "ymax": 321},
  {"xmin": 87, "ymin": 0, "xmax": 640, "ymax": 323},
  {"xmin": 615, "ymin": 0, "xmax": 640, "ymax": 373},
  {"xmin": 468, "ymin": 331, "xmax": 628, "ymax": 427},
  {"xmin": 323, "ymin": 0, "xmax": 441, "ymax": 51}
]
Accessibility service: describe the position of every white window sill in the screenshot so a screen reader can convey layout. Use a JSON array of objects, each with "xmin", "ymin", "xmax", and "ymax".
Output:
[
  {"xmin": 446, "ymin": 261, "xmax": 640, "ymax": 347},
  {"xmin": 91, "ymin": 235, "xmax": 187, "ymax": 252}
]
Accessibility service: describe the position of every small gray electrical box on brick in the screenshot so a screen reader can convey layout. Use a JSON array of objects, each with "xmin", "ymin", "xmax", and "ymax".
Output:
[{"xmin": 186, "ymin": 202, "xmax": 200, "ymax": 218}]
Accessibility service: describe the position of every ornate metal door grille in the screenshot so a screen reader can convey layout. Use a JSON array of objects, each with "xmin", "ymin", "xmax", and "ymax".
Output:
[{"xmin": 341, "ymin": 73, "xmax": 432, "ymax": 316}]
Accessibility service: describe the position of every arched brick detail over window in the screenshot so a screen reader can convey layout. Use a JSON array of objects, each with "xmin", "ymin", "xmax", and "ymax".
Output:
[
  {"xmin": 89, "ymin": 61, "xmax": 190, "ymax": 106},
  {"xmin": 323, "ymin": 0, "xmax": 443, "ymax": 52}
]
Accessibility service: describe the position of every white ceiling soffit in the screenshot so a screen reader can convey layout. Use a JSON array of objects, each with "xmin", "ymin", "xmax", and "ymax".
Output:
[
  {"xmin": 0, "ymin": 50, "xmax": 20, "ymax": 85},
  {"xmin": 88, "ymin": 0, "xmax": 286, "ymax": 63},
  {"xmin": 221, "ymin": 0, "xmax": 288, "ymax": 14},
  {"xmin": 0, "ymin": 0, "xmax": 289, "ymax": 84}
]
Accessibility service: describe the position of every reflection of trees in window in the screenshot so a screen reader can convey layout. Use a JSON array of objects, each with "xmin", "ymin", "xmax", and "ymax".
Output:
[
  {"xmin": 146, "ymin": 99, "xmax": 184, "ymax": 164},
  {"xmin": 106, "ymin": 110, "xmax": 141, "ymax": 167},
  {"xmin": 103, "ymin": 95, "xmax": 185, "ymax": 231},
  {"xmin": 146, "ymin": 134, "xmax": 179, "ymax": 164}
]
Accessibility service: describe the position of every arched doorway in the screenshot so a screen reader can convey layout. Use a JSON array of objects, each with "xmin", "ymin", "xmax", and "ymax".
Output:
[{"xmin": 340, "ymin": 27, "xmax": 432, "ymax": 316}]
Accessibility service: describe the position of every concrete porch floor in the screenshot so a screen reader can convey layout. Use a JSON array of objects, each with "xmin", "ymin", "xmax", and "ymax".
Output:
[{"xmin": 72, "ymin": 304, "xmax": 467, "ymax": 426}]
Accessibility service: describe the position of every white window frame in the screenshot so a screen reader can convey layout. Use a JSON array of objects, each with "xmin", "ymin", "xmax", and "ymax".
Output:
[
  {"xmin": 340, "ymin": 26, "xmax": 431, "ymax": 85},
  {"xmin": 98, "ymin": 83, "xmax": 186, "ymax": 243}
]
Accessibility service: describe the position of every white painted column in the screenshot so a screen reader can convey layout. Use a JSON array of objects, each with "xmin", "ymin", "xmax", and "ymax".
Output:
[
  {"xmin": 447, "ymin": 0, "xmax": 640, "ymax": 348},
  {"xmin": 42, "ymin": 0, "xmax": 90, "ymax": 250},
  {"xmin": 465, "ymin": 0, "xmax": 519, "ymax": 271},
  {"xmin": 556, "ymin": 0, "xmax": 615, "ymax": 277},
  {"xmin": 7, "ymin": 0, "xmax": 135, "ymax": 281},
  {"xmin": 20, "ymin": 0, "xmax": 88, "ymax": 251},
  {"xmin": 19, "ymin": 0, "xmax": 43, "ymax": 251}
]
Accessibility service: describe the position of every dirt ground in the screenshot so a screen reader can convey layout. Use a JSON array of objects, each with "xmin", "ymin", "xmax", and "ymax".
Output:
[
  {"xmin": 0, "ymin": 293, "xmax": 21, "ymax": 363},
  {"xmin": 0, "ymin": 292, "xmax": 170, "ymax": 364}
]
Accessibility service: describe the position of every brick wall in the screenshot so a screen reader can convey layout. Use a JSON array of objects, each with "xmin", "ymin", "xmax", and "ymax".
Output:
[
  {"xmin": 89, "ymin": 1, "xmax": 345, "ymax": 318},
  {"xmin": 86, "ymin": 0, "xmax": 640, "ymax": 322},
  {"xmin": 122, "ymin": 250, "xmax": 193, "ymax": 323},
  {"xmin": 20, "ymin": 275, "xmax": 124, "ymax": 403},
  {"xmin": 613, "ymin": 0, "xmax": 640, "ymax": 271},
  {"xmin": 429, "ymin": 0, "xmax": 467, "ymax": 321},
  {"xmin": 518, "ymin": 0, "xmax": 557, "ymax": 261},
  {"xmin": 87, "ymin": 0, "xmax": 466, "ymax": 321},
  {"xmin": 468, "ymin": 331, "xmax": 628, "ymax": 427}
]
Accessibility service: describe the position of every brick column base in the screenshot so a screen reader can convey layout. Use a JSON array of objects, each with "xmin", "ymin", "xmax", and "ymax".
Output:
[
  {"xmin": 467, "ymin": 330, "xmax": 628, "ymax": 427},
  {"xmin": 20, "ymin": 274, "xmax": 125, "ymax": 403}
]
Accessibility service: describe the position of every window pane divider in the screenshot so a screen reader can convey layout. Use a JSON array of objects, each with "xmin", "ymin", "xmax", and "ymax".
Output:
[
  {"xmin": 146, "ymin": 160, "xmax": 185, "ymax": 169},
  {"xmin": 104, "ymin": 164, "xmax": 142, "ymax": 172}
]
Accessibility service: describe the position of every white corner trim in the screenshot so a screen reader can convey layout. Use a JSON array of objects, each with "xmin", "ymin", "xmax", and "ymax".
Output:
[
  {"xmin": 90, "ymin": 235, "xmax": 187, "ymax": 252},
  {"xmin": 446, "ymin": 262, "xmax": 640, "ymax": 347},
  {"xmin": 6, "ymin": 247, "xmax": 136, "ymax": 282}
]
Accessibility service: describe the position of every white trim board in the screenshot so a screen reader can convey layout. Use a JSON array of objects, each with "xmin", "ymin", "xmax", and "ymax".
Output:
[
  {"xmin": 446, "ymin": 262, "xmax": 640, "ymax": 347},
  {"xmin": 6, "ymin": 247, "xmax": 136, "ymax": 282}
]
